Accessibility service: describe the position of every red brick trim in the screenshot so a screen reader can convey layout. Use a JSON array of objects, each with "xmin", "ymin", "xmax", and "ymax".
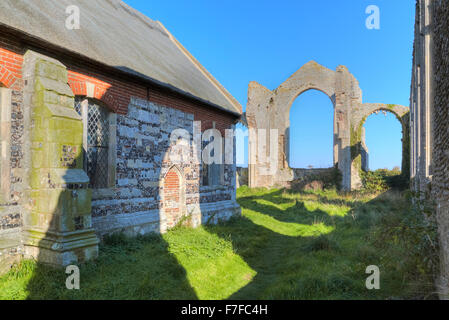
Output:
[
  {"xmin": 164, "ymin": 167, "xmax": 181, "ymax": 228},
  {"xmin": 0, "ymin": 47, "xmax": 22, "ymax": 89},
  {"xmin": 68, "ymin": 71, "xmax": 122, "ymax": 113},
  {"xmin": 0, "ymin": 61, "xmax": 17, "ymax": 88}
]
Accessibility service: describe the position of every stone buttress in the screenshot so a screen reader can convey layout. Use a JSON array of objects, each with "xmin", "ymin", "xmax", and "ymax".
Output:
[{"xmin": 21, "ymin": 51, "xmax": 98, "ymax": 266}]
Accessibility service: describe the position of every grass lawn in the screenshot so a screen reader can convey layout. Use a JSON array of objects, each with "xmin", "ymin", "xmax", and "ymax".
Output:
[{"xmin": 0, "ymin": 187, "xmax": 438, "ymax": 300}]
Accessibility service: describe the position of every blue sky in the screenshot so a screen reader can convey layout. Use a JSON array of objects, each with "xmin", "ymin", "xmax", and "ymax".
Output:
[{"xmin": 125, "ymin": 0, "xmax": 415, "ymax": 170}]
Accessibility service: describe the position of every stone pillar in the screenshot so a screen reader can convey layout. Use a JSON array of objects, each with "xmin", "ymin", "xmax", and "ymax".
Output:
[
  {"xmin": 334, "ymin": 67, "xmax": 355, "ymax": 191},
  {"xmin": 361, "ymin": 127, "xmax": 369, "ymax": 171},
  {"xmin": 22, "ymin": 51, "xmax": 98, "ymax": 266}
]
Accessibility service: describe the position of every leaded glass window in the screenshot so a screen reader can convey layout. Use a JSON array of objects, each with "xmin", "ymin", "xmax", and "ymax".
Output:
[{"xmin": 74, "ymin": 98, "xmax": 110, "ymax": 189}]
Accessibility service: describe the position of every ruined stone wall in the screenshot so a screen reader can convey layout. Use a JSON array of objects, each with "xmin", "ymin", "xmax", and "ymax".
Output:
[
  {"xmin": 429, "ymin": 0, "xmax": 449, "ymax": 299},
  {"xmin": 410, "ymin": 0, "xmax": 433, "ymax": 198},
  {"xmin": 247, "ymin": 61, "xmax": 409, "ymax": 191},
  {"xmin": 292, "ymin": 168, "xmax": 334, "ymax": 180},
  {"xmin": 236, "ymin": 167, "xmax": 248, "ymax": 188},
  {"xmin": 411, "ymin": 0, "xmax": 449, "ymax": 299}
]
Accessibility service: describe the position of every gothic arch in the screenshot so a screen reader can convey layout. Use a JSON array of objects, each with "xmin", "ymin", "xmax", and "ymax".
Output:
[
  {"xmin": 161, "ymin": 165, "xmax": 187, "ymax": 231},
  {"xmin": 276, "ymin": 61, "xmax": 337, "ymax": 116},
  {"xmin": 355, "ymin": 103, "xmax": 409, "ymax": 129},
  {"xmin": 353, "ymin": 103, "xmax": 410, "ymax": 177},
  {"xmin": 246, "ymin": 61, "xmax": 408, "ymax": 190},
  {"xmin": 162, "ymin": 164, "xmax": 185, "ymax": 183}
]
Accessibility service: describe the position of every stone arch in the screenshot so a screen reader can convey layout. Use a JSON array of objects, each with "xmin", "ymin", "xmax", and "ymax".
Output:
[
  {"xmin": 351, "ymin": 103, "xmax": 410, "ymax": 182},
  {"xmin": 276, "ymin": 62, "xmax": 337, "ymax": 112},
  {"xmin": 246, "ymin": 61, "xmax": 408, "ymax": 190},
  {"xmin": 283, "ymin": 82, "xmax": 336, "ymax": 171},
  {"xmin": 356, "ymin": 103, "xmax": 409, "ymax": 128},
  {"xmin": 161, "ymin": 164, "xmax": 187, "ymax": 230},
  {"xmin": 270, "ymin": 62, "xmax": 338, "ymax": 146},
  {"xmin": 246, "ymin": 61, "xmax": 358, "ymax": 189}
]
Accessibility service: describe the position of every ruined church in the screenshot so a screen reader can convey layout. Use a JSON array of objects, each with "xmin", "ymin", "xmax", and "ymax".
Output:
[{"xmin": 1, "ymin": 0, "xmax": 449, "ymax": 301}]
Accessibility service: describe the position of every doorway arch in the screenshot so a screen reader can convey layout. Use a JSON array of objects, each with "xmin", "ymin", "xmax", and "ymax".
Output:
[
  {"xmin": 162, "ymin": 165, "xmax": 186, "ymax": 230},
  {"xmin": 246, "ymin": 61, "xmax": 350, "ymax": 189},
  {"xmin": 353, "ymin": 103, "xmax": 410, "ymax": 181}
]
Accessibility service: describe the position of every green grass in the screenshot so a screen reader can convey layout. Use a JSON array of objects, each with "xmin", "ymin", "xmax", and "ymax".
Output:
[{"xmin": 0, "ymin": 187, "xmax": 438, "ymax": 300}]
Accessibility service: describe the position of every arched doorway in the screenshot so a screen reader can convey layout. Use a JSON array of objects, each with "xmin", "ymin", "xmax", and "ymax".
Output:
[
  {"xmin": 246, "ymin": 61, "xmax": 341, "ymax": 188},
  {"xmin": 352, "ymin": 104, "xmax": 410, "ymax": 189},
  {"xmin": 163, "ymin": 165, "xmax": 186, "ymax": 230}
]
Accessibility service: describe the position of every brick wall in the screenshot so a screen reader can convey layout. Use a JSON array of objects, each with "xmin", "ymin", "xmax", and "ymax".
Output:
[{"xmin": 164, "ymin": 168, "xmax": 181, "ymax": 229}]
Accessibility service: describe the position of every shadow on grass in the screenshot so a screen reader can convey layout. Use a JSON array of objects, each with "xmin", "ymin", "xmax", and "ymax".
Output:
[
  {"xmin": 20, "ymin": 233, "xmax": 198, "ymax": 300},
  {"xmin": 238, "ymin": 189, "xmax": 345, "ymax": 225},
  {"xmin": 6, "ymin": 187, "xmax": 436, "ymax": 300},
  {"xmin": 204, "ymin": 188, "xmax": 438, "ymax": 300},
  {"xmin": 203, "ymin": 191, "xmax": 348, "ymax": 299},
  {"xmin": 15, "ymin": 89, "xmax": 200, "ymax": 300},
  {"xmin": 17, "ymin": 144, "xmax": 198, "ymax": 299}
]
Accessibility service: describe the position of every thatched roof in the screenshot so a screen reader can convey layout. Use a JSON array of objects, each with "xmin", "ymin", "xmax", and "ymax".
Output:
[{"xmin": 0, "ymin": 0, "xmax": 242, "ymax": 115}]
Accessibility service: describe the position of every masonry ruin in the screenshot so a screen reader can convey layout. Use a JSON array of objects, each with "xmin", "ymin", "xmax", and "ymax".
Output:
[
  {"xmin": 1, "ymin": 0, "xmax": 449, "ymax": 301},
  {"xmin": 411, "ymin": 0, "xmax": 449, "ymax": 299},
  {"xmin": 246, "ymin": 61, "xmax": 409, "ymax": 191}
]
